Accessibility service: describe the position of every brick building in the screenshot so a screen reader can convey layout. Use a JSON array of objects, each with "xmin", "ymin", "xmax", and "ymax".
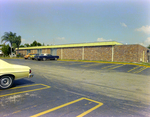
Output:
[{"xmin": 16, "ymin": 41, "xmax": 149, "ymax": 63}]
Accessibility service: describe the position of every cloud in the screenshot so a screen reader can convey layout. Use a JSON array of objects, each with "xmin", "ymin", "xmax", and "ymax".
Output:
[
  {"xmin": 120, "ymin": 22, "xmax": 127, "ymax": 27},
  {"xmin": 140, "ymin": 37, "xmax": 150, "ymax": 47},
  {"xmin": 97, "ymin": 37, "xmax": 112, "ymax": 42},
  {"xmin": 135, "ymin": 25, "xmax": 150, "ymax": 34},
  {"xmin": 57, "ymin": 37, "xmax": 65, "ymax": 40}
]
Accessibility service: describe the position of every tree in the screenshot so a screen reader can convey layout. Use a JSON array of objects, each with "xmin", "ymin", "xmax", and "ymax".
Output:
[
  {"xmin": 148, "ymin": 45, "xmax": 150, "ymax": 49},
  {"xmin": 15, "ymin": 35, "xmax": 21, "ymax": 49},
  {"xmin": 30, "ymin": 40, "xmax": 42, "ymax": 46},
  {"xmin": 30, "ymin": 40, "xmax": 38, "ymax": 46},
  {"xmin": 1, "ymin": 44, "xmax": 11, "ymax": 56},
  {"xmin": 37, "ymin": 42, "xmax": 42, "ymax": 46},
  {"xmin": 1, "ymin": 32, "xmax": 17, "ymax": 55},
  {"xmin": 20, "ymin": 45, "xmax": 25, "ymax": 47},
  {"xmin": 24, "ymin": 43, "xmax": 30, "ymax": 47}
]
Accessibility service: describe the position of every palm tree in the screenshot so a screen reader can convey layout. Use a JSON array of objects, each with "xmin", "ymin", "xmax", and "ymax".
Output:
[
  {"xmin": 15, "ymin": 35, "xmax": 21, "ymax": 49},
  {"xmin": 15, "ymin": 35, "xmax": 21, "ymax": 55},
  {"xmin": 1, "ymin": 32, "xmax": 16, "ymax": 56}
]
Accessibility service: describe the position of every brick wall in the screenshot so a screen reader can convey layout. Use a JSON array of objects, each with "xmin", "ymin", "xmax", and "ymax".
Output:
[
  {"xmin": 42, "ymin": 49, "xmax": 51, "ymax": 54},
  {"xmin": 31, "ymin": 49, "xmax": 37, "ymax": 54},
  {"xmin": 17, "ymin": 44, "xmax": 149, "ymax": 63},
  {"xmin": 84, "ymin": 46, "xmax": 112, "ymax": 61},
  {"xmin": 137, "ymin": 45, "xmax": 148, "ymax": 62},
  {"xmin": 57, "ymin": 49, "xmax": 61, "ymax": 59},
  {"xmin": 114, "ymin": 44, "xmax": 148, "ymax": 62},
  {"xmin": 62, "ymin": 47, "xmax": 82, "ymax": 60},
  {"xmin": 114, "ymin": 45, "xmax": 138, "ymax": 62},
  {"xmin": 18, "ymin": 50, "xmax": 27, "ymax": 56}
]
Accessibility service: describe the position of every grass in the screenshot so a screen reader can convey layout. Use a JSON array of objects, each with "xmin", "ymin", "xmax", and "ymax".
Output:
[{"xmin": 0, "ymin": 57, "xmax": 23, "ymax": 59}]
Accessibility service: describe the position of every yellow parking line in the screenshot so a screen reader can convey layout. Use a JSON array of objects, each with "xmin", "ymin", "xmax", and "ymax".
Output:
[
  {"xmin": 133, "ymin": 67, "xmax": 147, "ymax": 74},
  {"xmin": 30, "ymin": 97, "xmax": 103, "ymax": 117},
  {"xmin": 76, "ymin": 98, "xmax": 103, "ymax": 117},
  {"xmin": 0, "ymin": 84, "xmax": 50, "ymax": 97},
  {"xmin": 30, "ymin": 98, "xmax": 84, "ymax": 117},
  {"xmin": 80, "ymin": 64, "xmax": 101, "ymax": 67},
  {"xmin": 108, "ymin": 64, "xmax": 125, "ymax": 70},
  {"xmin": 101, "ymin": 64, "xmax": 117, "ymax": 69},
  {"xmin": 127, "ymin": 66, "xmax": 140, "ymax": 72}
]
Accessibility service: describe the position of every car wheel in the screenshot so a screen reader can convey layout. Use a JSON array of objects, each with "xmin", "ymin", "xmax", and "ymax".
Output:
[
  {"xmin": 43, "ymin": 58, "xmax": 46, "ymax": 61},
  {"xmin": 55, "ymin": 58, "xmax": 57, "ymax": 60},
  {"xmin": 0, "ymin": 76, "xmax": 14, "ymax": 89}
]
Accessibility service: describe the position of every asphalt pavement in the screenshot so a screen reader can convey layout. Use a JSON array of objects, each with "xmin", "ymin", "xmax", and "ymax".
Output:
[{"xmin": 0, "ymin": 59, "xmax": 150, "ymax": 117}]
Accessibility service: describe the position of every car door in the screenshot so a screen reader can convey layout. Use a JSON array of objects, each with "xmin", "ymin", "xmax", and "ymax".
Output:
[{"xmin": 48, "ymin": 54, "xmax": 52, "ymax": 60}]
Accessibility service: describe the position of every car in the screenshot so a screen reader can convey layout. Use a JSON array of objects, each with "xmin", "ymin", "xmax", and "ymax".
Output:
[
  {"xmin": 30, "ymin": 54, "xmax": 39, "ymax": 60},
  {"xmin": 0, "ymin": 59, "xmax": 33, "ymax": 89},
  {"xmin": 34, "ymin": 53, "xmax": 59, "ymax": 61},
  {"xmin": 24, "ymin": 53, "xmax": 34, "ymax": 60}
]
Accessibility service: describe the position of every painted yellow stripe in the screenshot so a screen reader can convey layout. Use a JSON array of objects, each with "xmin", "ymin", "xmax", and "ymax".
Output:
[
  {"xmin": 76, "ymin": 98, "xmax": 103, "ymax": 117},
  {"xmin": 30, "ymin": 97, "xmax": 103, "ymax": 117},
  {"xmin": 127, "ymin": 66, "xmax": 140, "ymax": 72},
  {"xmin": 133, "ymin": 67, "xmax": 147, "ymax": 74},
  {"xmin": 101, "ymin": 64, "xmax": 117, "ymax": 69},
  {"xmin": 108, "ymin": 64, "xmax": 125, "ymax": 70},
  {"xmin": 58, "ymin": 60, "xmax": 150, "ymax": 68},
  {"xmin": 30, "ymin": 97, "xmax": 85, "ymax": 117},
  {"xmin": 81, "ymin": 64, "xmax": 101, "ymax": 67},
  {"xmin": 0, "ymin": 84, "xmax": 50, "ymax": 97}
]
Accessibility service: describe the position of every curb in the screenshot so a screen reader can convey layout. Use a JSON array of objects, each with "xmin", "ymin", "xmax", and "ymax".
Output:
[{"xmin": 58, "ymin": 59, "xmax": 150, "ymax": 68}]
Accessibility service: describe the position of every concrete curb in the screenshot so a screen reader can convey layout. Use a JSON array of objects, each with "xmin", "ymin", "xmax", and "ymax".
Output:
[{"xmin": 58, "ymin": 59, "xmax": 150, "ymax": 68}]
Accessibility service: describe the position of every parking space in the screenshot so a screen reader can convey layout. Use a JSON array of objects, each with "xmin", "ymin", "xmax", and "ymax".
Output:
[
  {"xmin": 3, "ymin": 59, "xmax": 150, "ymax": 76},
  {"xmin": 31, "ymin": 97, "xmax": 103, "ymax": 117},
  {"xmin": 1, "ymin": 59, "xmax": 150, "ymax": 117},
  {"xmin": 50, "ymin": 61, "xmax": 150, "ymax": 75},
  {"xmin": 0, "ymin": 83, "xmax": 103, "ymax": 117}
]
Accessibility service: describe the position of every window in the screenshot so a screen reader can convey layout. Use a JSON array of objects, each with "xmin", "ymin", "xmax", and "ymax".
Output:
[
  {"xmin": 51, "ymin": 49, "xmax": 57, "ymax": 55},
  {"xmin": 27, "ymin": 50, "xmax": 31, "ymax": 54},
  {"xmin": 37, "ymin": 49, "xmax": 42, "ymax": 54}
]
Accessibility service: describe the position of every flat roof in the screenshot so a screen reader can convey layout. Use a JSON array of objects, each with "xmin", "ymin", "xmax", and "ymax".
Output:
[{"xmin": 18, "ymin": 41, "xmax": 123, "ymax": 50}]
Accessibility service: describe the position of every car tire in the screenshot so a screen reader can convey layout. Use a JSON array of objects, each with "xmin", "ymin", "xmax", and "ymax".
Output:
[
  {"xmin": 43, "ymin": 58, "xmax": 46, "ymax": 61},
  {"xmin": 55, "ymin": 58, "xmax": 57, "ymax": 60},
  {"xmin": 0, "ymin": 75, "xmax": 14, "ymax": 89}
]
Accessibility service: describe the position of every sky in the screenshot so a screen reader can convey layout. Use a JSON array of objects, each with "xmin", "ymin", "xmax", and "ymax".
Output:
[{"xmin": 0, "ymin": 0, "xmax": 150, "ymax": 47}]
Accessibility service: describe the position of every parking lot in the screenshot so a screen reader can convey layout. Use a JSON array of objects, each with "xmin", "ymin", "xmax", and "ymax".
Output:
[{"xmin": 0, "ymin": 59, "xmax": 150, "ymax": 117}]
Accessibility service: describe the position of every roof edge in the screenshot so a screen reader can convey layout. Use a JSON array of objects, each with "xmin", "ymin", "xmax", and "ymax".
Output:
[{"xmin": 17, "ymin": 41, "xmax": 123, "ymax": 50}]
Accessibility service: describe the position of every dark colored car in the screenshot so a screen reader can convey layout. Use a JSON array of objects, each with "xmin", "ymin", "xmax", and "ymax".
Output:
[
  {"xmin": 30, "ymin": 54, "xmax": 39, "ymax": 60},
  {"xmin": 34, "ymin": 53, "xmax": 59, "ymax": 61}
]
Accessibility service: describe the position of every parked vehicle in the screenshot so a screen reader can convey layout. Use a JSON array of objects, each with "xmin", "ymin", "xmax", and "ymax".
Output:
[
  {"xmin": 0, "ymin": 59, "xmax": 33, "ymax": 89},
  {"xmin": 24, "ymin": 53, "xmax": 34, "ymax": 60},
  {"xmin": 34, "ymin": 53, "xmax": 59, "ymax": 61},
  {"xmin": 30, "ymin": 54, "xmax": 39, "ymax": 60}
]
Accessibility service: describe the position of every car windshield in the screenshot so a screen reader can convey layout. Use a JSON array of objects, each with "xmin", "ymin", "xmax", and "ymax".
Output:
[{"xmin": 40, "ymin": 54, "xmax": 47, "ymax": 56}]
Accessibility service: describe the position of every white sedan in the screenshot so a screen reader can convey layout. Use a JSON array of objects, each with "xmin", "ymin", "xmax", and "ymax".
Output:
[{"xmin": 0, "ymin": 59, "xmax": 33, "ymax": 89}]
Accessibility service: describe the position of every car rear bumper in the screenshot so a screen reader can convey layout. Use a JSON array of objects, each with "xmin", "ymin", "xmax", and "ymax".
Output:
[{"xmin": 28, "ymin": 74, "xmax": 34, "ymax": 78}]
